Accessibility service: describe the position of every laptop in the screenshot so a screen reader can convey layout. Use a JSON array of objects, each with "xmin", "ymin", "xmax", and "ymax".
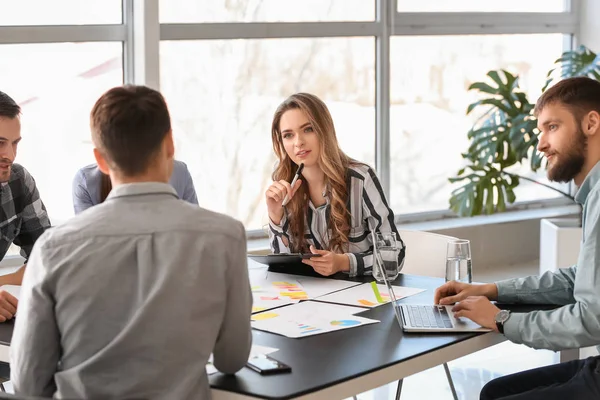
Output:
[{"xmin": 371, "ymin": 229, "xmax": 491, "ymax": 333}]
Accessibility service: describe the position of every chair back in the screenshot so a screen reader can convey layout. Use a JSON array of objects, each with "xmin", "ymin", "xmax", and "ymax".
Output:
[{"xmin": 398, "ymin": 230, "xmax": 458, "ymax": 278}]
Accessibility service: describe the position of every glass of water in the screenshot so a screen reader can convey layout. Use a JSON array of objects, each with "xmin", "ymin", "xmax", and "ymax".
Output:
[
  {"xmin": 445, "ymin": 239, "xmax": 472, "ymax": 283},
  {"xmin": 373, "ymin": 232, "xmax": 401, "ymax": 283}
]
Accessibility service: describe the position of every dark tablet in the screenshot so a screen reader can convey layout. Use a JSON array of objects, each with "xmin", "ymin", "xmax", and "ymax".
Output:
[{"xmin": 248, "ymin": 253, "xmax": 322, "ymax": 266}]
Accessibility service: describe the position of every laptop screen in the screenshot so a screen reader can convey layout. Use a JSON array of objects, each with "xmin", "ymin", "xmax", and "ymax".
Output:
[{"xmin": 371, "ymin": 229, "xmax": 404, "ymax": 329}]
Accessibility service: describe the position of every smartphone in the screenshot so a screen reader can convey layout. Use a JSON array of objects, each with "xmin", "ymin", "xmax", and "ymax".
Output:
[{"xmin": 246, "ymin": 355, "xmax": 292, "ymax": 375}]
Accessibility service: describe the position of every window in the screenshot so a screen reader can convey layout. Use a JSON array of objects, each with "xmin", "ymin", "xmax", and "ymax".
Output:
[
  {"xmin": 160, "ymin": 38, "xmax": 375, "ymax": 229},
  {"xmin": 0, "ymin": 42, "xmax": 124, "ymax": 223},
  {"xmin": 389, "ymin": 34, "xmax": 566, "ymax": 214},
  {"xmin": 0, "ymin": 0, "xmax": 123, "ymax": 25},
  {"xmin": 0, "ymin": 0, "xmax": 579, "ymax": 243},
  {"xmin": 159, "ymin": 0, "xmax": 375, "ymax": 23},
  {"xmin": 397, "ymin": 0, "xmax": 567, "ymax": 13}
]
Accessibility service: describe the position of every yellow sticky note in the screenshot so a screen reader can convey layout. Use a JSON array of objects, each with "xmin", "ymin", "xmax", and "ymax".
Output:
[
  {"xmin": 358, "ymin": 299, "xmax": 376, "ymax": 306},
  {"xmin": 288, "ymin": 292, "xmax": 308, "ymax": 299},
  {"xmin": 252, "ymin": 312, "xmax": 279, "ymax": 321},
  {"xmin": 252, "ymin": 306, "xmax": 266, "ymax": 313}
]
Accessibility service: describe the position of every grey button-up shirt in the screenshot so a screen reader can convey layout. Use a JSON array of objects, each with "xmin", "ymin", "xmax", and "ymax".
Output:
[
  {"xmin": 10, "ymin": 183, "xmax": 252, "ymax": 399},
  {"xmin": 497, "ymin": 161, "xmax": 600, "ymax": 352}
]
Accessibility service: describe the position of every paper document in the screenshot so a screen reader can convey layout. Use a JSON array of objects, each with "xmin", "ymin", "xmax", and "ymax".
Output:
[
  {"xmin": 294, "ymin": 275, "xmax": 362, "ymax": 298},
  {"xmin": 0, "ymin": 285, "xmax": 20, "ymax": 300},
  {"xmin": 206, "ymin": 345, "xmax": 279, "ymax": 375},
  {"xmin": 249, "ymin": 267, "xmax": 361, "ymax": 313},
  {"xmin": 206, "ymin": 363, "xmax": 218, "ymax": 375},
  {"xmin": 251, "ymin": 301, "xmax": 379, "ymax": 338},
  {"xmin": 315, "ymin": 282, "xmax": 426, "ymax": 308}
]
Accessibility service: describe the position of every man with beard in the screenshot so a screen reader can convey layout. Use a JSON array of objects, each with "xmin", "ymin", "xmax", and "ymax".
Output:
[
  {"xmin": 435, "ymin": 76, "xmax": 600, "ymax": 400},
  {"xmin": 0, "ymin": 91, "xmax": 50, "ymax": 321}
]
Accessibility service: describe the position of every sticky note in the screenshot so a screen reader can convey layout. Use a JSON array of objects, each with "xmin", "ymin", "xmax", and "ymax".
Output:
[
  {"xmin": 281, "ymin": 291, "xmax": 308, "ymax": 299},
  {"xmin": 252, "ymin": 312, "xmax": 279, "ymax": 321},
  {"xmin": 370, "ymin": 281, "xmax": 385, "ymax": 304},
  {"xmin": 260, "ymin": 296, "xmax": 280, "ymax": 301},
  {"xmin": 358, "ymin": 299, "xmax": 376, "ymax": 306}
]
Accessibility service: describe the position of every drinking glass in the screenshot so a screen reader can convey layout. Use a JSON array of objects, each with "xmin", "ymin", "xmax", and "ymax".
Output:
[
  {"xmin": 445, "ymin": 239, "xmax": 472, "ymax": 283},
  {"xmin": 373, "ymin": 232, "xmax": 401, "ymax": 282}
]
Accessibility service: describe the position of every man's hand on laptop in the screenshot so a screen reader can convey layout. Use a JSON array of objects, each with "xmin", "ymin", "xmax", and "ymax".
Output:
[
  {"xmin": 0, "ymin": 290, "xmax": 17, "ymax": 322},
  {"xmin": 451, "ymin": 296, "xmax": 500, "ymax": 332},
  {"xmin": 434, "ymin": 281, "xmax": 498, "ymax": 305}
]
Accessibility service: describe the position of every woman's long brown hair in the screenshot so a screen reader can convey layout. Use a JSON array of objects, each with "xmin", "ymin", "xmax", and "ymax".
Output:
[
  {"xmin": 100, "ymin": 173, "xmax": 112, "ymax": 203},
  {"xmin": 271, "ymin": 93, "xmax": 353, "ymax": 253}
]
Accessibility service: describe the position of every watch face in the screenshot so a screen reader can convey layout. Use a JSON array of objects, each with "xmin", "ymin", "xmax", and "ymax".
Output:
[{"xmin": 496, "ymin": 310, "xmax": 510, "ymax": 323}]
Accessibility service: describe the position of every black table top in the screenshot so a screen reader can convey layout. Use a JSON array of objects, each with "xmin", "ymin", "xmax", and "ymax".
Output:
[
  {"xmin": 0, "ymin": 263, "xmax": 554, "ymax": 400},
  {"xmin": 209, "ymin": 270, "xmax": 554, "ymax": 400}
]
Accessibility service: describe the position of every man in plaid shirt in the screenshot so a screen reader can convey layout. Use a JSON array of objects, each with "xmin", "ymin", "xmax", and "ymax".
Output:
[{"xmin": 0, "ymin": 91, "xmax": 51, "ymax": 321}]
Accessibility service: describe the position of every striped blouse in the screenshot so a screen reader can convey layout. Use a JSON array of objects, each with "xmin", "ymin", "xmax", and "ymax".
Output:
[{"xmin": 269, "ymin": 164, "xmax": 405, "ymax": 277}]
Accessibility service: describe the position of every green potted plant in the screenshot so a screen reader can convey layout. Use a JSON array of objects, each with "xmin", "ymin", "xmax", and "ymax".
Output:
[
  {"xmin": 448, "ymin": 45, "xmax": 600, "ymax": 218},
  {"xmin": 448, "ymin": 45, "xmax": 600, "ymax": 275}
]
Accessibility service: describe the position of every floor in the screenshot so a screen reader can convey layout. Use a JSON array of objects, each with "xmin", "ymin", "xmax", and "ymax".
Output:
[
  {"xmin": 349, "ymin": 259, "xmax": 560, "ymax": 400},
  {"xmin": 352, "ymin": 340, "xmax": 558, "ymax": 400}
]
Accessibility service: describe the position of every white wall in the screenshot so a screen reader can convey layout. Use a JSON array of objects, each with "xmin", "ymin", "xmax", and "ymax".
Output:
[
  {"xmin": 578, "ymin": 0, "xmax": 600, "ymax": 51},
  {"xmin": 399, "ymin": 206, "xmax": 580, "ymax": 274}
]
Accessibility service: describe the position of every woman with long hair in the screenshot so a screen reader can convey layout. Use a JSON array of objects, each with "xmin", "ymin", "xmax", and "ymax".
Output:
[{"xmin": 266, "ymin": 93, "xmax": 405, "ymax": 277}]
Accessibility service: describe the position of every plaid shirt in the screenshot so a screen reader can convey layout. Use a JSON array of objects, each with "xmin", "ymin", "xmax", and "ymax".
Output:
[{"xmin": 0, "ymin": 163, "xmax": 50, "ymax": 261}]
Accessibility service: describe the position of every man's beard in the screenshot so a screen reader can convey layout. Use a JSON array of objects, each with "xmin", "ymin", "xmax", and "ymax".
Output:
[{"xmin": 547, "ymin": 128, "xmax": 587, "ymax": 183}]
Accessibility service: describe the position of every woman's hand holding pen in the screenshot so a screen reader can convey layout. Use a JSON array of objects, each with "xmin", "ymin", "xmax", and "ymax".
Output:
[
  {"xmin": 265, "ymin": 179, "xmax": 302, "ymax": 225},
  {"xmin": 302, "ymin": 245, "xmax": 350, "ymax": 276}
]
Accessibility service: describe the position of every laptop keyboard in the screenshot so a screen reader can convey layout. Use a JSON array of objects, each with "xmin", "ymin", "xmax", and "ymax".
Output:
[{"xmin": 405, "ymin": 305, "xmax": 454, "ymax": 329}]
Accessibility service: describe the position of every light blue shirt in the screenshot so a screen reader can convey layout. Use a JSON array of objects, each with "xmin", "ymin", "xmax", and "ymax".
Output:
[
  {"xmin": 496, "ymin": 161, "xmax": 600, "ymax": 352},
  {"xmin": 72, "ymin": 160, "xmax": 198, "ymax": 214}
]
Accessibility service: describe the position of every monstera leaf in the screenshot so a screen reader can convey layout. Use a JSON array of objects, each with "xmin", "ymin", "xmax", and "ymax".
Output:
[
  {"xmin": 449, "ymin": 165, "xmax": 518, "ymax": 217},
  {"xmin": 463, "ymin": 70, "xmax": 538, "ymax": 169},
  {"xmin": 507, "ymin": 109, "xmax": 543, "ymax": 172},
  {"xmin": 543, "ymin": 45, "xmax": 600, "ymax": 91},
  {"xmin": 450, "ymin": 70, "xmax": 541, "ymax": 216}
]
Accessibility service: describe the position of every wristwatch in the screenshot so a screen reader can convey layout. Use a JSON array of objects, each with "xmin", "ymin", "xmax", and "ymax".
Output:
[{"xmin": 495, "ymin": 310, "xmax": 511, "ymax": 334}]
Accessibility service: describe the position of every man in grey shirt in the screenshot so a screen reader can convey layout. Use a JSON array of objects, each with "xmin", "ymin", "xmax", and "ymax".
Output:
[{"xmin": 10, "ymin": 85, "xmax": 253, "ymax": 399}]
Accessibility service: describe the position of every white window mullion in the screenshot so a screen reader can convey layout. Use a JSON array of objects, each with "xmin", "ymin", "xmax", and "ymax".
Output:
[
  {"xmin": 375, "ymin": 0, "xmax": 392, "ymax": 197},
  {"xmin": 0, "ymin": 25, "xmax": 126, "ymax": 44},
  {"xmin": 124, "ymin": 0, "xmax": 160, "ymax": 90},
  {"xmin": 392, "ymin": 12, "xmax": 578, "ymax": 36}
]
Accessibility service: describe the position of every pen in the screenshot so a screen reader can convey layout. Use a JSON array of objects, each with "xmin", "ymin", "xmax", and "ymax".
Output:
[{"xmin": 281, "ymin": 163, "xmax": 304, "ymax": 206}]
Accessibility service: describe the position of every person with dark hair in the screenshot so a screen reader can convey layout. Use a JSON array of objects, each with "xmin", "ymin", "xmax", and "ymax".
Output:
[
  {"xmin": 10, "ymin": 85, "xmax": 252, "ymax": 399},
  {"xmin": 72, "ymin": 159, "xmax": 198, "ymax": 214},
  {"xmin": 0, "ymin": 90, "xmax": 51, "ymax": 319},
  {"xmin": 434, "ymin": 76, "xmax": 600, "ymax": 400}
]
